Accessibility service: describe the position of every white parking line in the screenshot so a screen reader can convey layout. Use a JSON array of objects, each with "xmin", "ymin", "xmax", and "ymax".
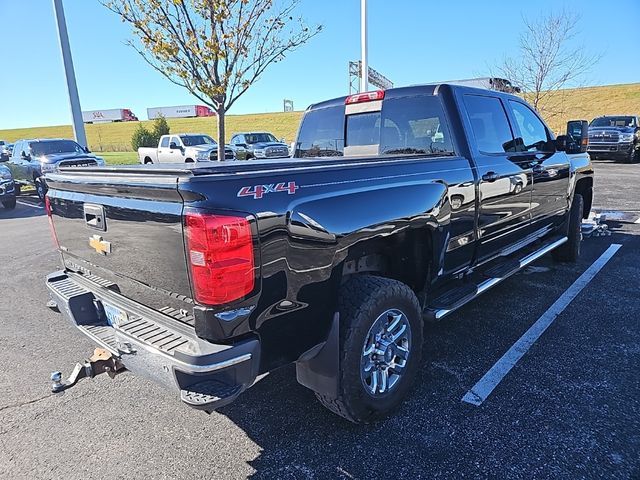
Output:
[
  {"xmin": 462, "ymin": 243, "xmax": 623, "ymax": 406},
  {"xmin": 635, "ymin": 217, "xmax": 640, "ymax": 224},
  {"xmin": 16, "ymin": 200, "xmax": 43, "ymax": 209}
]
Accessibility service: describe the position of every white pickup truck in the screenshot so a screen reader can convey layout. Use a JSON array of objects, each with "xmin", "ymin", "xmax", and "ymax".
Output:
[{"xmin": 138, "ymin": 134, "xmax": 236, "ymax": 164}]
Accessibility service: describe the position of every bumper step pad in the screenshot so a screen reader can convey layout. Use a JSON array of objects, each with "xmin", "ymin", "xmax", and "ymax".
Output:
[{"xmin": 180, "ymin": 380, "xmax": 243, "ymax": 409}]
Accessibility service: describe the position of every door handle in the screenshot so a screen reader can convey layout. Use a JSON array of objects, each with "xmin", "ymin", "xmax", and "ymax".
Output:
[{"xmin": 482, "ymin": 172, "xmax": 499, "ymax": 182}]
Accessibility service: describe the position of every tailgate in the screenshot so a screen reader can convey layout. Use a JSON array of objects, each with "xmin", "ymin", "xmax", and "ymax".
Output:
[{"xmin": 46, "ymin": 168, "xmax": 195, "ymax": 321}]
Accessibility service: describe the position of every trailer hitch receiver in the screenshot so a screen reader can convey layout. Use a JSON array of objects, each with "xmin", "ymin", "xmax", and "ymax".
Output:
[{"xmin": 51, "ymin": 348, "xmax": 125, "ymax": 393}]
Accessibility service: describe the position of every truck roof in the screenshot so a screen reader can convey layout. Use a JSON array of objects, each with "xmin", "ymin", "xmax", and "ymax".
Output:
[{"xmin": 307, "ymin": 83, "xmax": 522, "ymax": 111}]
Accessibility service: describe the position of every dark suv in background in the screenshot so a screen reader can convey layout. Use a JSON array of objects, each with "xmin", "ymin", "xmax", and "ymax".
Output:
[
  {"xmin": 0, "ymin": 163, "xmax": 16, "ymax": 209},
  {"xmin": 8, "ymin": 138, "xmax": 104, "ymax": 200},
  {"xmin": 230, "ymin": 131, "xmax": 290, "ymax": 159},
  {"xmin": 588, "ymin": 115, "xmax": 639, "ymax": 163}
]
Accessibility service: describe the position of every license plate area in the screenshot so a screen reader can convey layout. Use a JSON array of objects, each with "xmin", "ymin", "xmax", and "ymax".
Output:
[{"xmin": 103, "ymin": 302, "xmax": 129, "ymax": 327}]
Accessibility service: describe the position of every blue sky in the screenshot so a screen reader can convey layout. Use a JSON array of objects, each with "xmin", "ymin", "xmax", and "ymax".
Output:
[{"xmin": 0, "ymin": 0, "xmax": 638, "ymax": 130}]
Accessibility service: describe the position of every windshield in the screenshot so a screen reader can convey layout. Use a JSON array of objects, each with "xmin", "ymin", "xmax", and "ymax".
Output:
[
  {"xmin": 590, "ymin": 117, "xmax": 636, "ymax": 128},
  {"xmin": 30, "ymin": 140, "xmax": 85, "ymax": 156},
  {"xmin": 245, "ymin": 133, "xmax": 278, "ymax": 144},
  {"xmin": 180, "ymin": 135, "xmax": 216, "ymax": 146}
]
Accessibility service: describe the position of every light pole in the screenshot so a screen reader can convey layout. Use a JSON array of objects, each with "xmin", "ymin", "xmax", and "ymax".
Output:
[
  {"xmin": 52, "ymin": 0, "xmax": 87, "ymax": 148},
  {"xmin": 360, "ymin": 0, "xmax": 368, "ymax": 92}
]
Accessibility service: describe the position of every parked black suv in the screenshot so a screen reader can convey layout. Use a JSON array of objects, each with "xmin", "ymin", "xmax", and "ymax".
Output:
[
  {"xmin": 0, "ymin": 163, "xmax": 16, "ymax": 209},
  {"xmin": 230, "ymin": 131, "xmax": 290, "ymax": 159},
  {"xmin": 588, "ymin": 115, "xmax": 639, "ymax": 163},
  {"xmin": 7, "ymin": 138, "xmax": 104, "ymax": 200}
]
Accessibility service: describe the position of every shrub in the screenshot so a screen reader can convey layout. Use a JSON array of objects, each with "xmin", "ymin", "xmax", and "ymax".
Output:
[
  {"xmin": 151, "ymin": 115, "xmax": 170, "ymax": 143},
  {"xmin": 130, "ymin": 124, "xmax": 155, "ymax": 150}
]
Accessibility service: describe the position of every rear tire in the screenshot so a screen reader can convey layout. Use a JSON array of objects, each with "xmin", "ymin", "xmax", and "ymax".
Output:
[
  {"xmin": 553, "ymin": 193, "xmax": 584, "ymax": 263},
  {"xmin": 2, "ymin": 198, "xmax": 16, "ymax": 210},
  {"xmin": 315, "ymin": 275, "xmax": 423, "ymax": 424}
]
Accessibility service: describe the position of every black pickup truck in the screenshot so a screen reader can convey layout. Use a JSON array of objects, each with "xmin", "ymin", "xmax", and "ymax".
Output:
[
  {"xmin": 44, "ymin": 84, "xmax": 593, "ymax": 423},
  {"xmin": 587, "ymin": 115, "xmax": 639, "ymax": 163}
]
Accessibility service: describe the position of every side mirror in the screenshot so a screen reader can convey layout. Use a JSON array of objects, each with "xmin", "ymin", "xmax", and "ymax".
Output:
[
  {"xmin": 555, "ymin": 135, "xmax": 569, "ymax": 152},
  {"xmin": 21, "ymin": 151, "xmax": 31, "ymax": 161},
  {"xmin": 84, "ymin": 146, "xmax": 91, "ymax": 153},
  {"xmin": 279, "ymin": 138, "xmax": 286, "ymax": 143},
  {"xmin": 566, "ymin": 120, "xmax": 589, "ymax": 153},
  {"xmin": 169, "ymin": 142, "xmax": 179, "ymax": 150}
]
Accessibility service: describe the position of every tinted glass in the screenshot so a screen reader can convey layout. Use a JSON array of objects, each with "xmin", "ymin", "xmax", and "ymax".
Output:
[
  {"xmin": 379, "ymin": 95, "xmax": 454, "ymax": 155},
  {"xmin": 160, "ymin": 137, "xmax": 170, "ymax": 148},
  {"xmin": 590, "ymin": 116, "xmax": 636, "ymax": 127},
  {"xmin": 345, "ymin": 112, "xmax": 380, "ymax": 147},
  {"xmin": 296, "ymin": 105, "xmax": 346, "ymax": 157},
  {"xmin": 180, "ymin": 135, "xmax": 214, "ymax": 146},
  {"xmin": 30, "ymin": 140, "xmax": 84, "ymax": 156},
  {"xmin": 245, "ymin": 133, "xmax": 277, "ymax": 144},
  {"xmin": 464, "ymin": 95, "xmax": 515, "ymax": 154},
  {"xmin": 509, "ymin": 101, "xmax": 550, "ymax": 152}
]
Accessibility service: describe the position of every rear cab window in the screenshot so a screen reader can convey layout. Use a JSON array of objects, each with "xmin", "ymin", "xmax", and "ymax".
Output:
[{"xmin": 295, "ymin": 93, "xmax": 455, "ymax": 158}]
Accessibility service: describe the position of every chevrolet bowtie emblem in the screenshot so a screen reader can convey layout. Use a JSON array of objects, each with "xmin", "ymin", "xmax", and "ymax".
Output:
[{"xmin": 89, "ymin": 235, "xmax": 111, "ymax": 255}]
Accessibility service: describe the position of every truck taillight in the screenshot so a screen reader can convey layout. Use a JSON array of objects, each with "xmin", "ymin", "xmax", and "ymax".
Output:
[
  {"xmin": 44, "ymin": 195, "xmax": 59, "ymax": 248},
  {"xmin": 345, "ymin": 90, "xmax": 385, "ymax": 105},
  {"xmin": 185, "ymin": 212, "xmax": 255, "ymax": 305}
]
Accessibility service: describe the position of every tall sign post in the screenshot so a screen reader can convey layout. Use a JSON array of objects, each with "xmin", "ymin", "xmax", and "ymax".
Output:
[
  {"xmin": 53, "ymin": 0, "xmax": 87, "ymax": 147},
  {"xmin": 360, "ymin": 0, "xmax": 368, "ymax": 92}
]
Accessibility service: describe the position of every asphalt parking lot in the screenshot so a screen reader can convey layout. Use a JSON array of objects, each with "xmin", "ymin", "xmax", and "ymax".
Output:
[{"xmin": 1, "ymin": 160, "xmax": 639, "ymax": 479}]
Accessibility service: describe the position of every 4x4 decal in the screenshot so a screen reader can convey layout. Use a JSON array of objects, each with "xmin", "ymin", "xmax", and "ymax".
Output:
[{"xmin": 237, "ymin": 181, "xmax": 299, "ymax": 199}]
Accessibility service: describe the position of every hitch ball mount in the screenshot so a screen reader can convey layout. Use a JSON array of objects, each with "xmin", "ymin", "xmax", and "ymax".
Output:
[{"xmin": 51, "ymin": 348, "xmax": 125, "ymax": 393}]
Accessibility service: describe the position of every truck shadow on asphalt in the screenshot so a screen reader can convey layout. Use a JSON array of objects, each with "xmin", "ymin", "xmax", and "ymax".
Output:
[
  {"xmin": 0, "ymin": 195, "xmax": 45, "ymax": 220},
  {"xmin": 214, "ymin": 227, "xmax": 637, "ymax": 478}
]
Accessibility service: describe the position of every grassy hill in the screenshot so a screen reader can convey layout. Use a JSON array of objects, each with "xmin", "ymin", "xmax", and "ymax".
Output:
[
  {"xmin": 531, "ymin": 83, "xmax": 640, "ymax": 133},
  {"xmin": 1, "ymin": 83, "xmax": 638, "ymax": 159}
]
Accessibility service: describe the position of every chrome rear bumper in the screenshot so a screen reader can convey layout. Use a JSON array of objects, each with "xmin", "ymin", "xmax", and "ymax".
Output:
[{"xmin": 46, "ymin": 270, "xmax": 260, "ymax": 409}]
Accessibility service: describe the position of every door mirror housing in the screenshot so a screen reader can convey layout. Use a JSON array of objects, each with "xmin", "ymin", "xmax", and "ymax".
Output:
[
  {"xmin": 169, "ymin": 142, "xmax": 179, "ymax": 150},
  {"xmin": 84, "ymin": 146, "xmax": 91, "ymax": 153},
  {"xmin": 566, "ymin": 120, "xmax": 589, "ymax": 153},
  {"xmin": 21, "ymin": 151, "xmax": 31, "ymax": 161},
  {"xmin": 555, "ymin": 135, "xmax": 569, "ymax": 152}
]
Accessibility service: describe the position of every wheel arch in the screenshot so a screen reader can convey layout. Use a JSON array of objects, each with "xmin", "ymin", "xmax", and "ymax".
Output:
[{"xmin": 575, "ymin": 176, "xmax": 593, "ymax": 219}]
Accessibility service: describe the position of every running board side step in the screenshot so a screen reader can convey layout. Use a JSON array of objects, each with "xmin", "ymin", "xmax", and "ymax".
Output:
[{"xmin": 427, "ymin": 237, "xmax": 568, "ymax": 320}]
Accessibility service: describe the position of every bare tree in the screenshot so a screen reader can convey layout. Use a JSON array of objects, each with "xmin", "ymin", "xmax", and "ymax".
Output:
[
  {"xmin": 497, "ymin": 10, "xmax": 599, "ymax": 119},
  {"xmin": 103, "ymin": 0, "xmax": 321, "ymax": 161}
]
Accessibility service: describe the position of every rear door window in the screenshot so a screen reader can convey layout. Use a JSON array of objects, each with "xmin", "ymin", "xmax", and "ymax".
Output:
[{"xmin": 464, "ymin": 95, "xmax": 516, "ymax": 154}]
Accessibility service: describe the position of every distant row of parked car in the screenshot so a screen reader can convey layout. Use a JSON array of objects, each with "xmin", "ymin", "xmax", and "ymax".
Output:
[
  {"xmin": 137, "ymin": 131, "xmax": 290, "ymax": 164},
  {"xmin": 0, "ymin": 130, "xmax": 291, "ymax": 205}
]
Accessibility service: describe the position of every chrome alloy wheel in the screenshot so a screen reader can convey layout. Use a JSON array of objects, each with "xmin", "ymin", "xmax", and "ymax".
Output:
[{"xmin": 360, "ymin": 308, "xmax": 412, "ymax": 396}]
